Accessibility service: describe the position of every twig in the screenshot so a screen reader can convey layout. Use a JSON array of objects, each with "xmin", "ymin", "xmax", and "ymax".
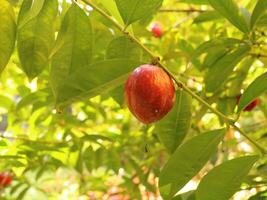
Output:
[{"xmin": 80, "ymin": 0, "xmax": 267, "ymax": 155}]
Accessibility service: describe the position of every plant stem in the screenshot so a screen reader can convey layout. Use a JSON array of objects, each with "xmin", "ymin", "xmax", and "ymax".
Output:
[{"xmin": 80, "ymin": 0, "xmax": 267, "ymax": 155}]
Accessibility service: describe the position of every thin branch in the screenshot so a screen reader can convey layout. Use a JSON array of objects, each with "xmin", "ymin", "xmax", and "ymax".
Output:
[{"xmin": 80, "ymin": 0, "xmax": 267, "ymax": 155}]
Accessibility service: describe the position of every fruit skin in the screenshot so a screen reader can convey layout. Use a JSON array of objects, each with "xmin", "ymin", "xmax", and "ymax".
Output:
[
  {"xmin": 125, "ymin": 64, "xmax": 176, "ymax": 124},
  {"xmin": 243, "ymin": 98, "xmax": 260, "ymax": 111},
  {"xmin": 0, "ymin": 173, "xmax": 12, "ymax": 187},
  {"xmin": 236, "ymin": 95, "xmax": 260, "ymax": 112},
  {"xmin": 151, "ymin": 23, "xmax": 163, "ymax": 38}
]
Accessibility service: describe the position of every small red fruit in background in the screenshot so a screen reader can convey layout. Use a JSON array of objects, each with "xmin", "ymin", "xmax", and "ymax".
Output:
[
  {"xmin": 125, "ymin": 64, "xmax": 176, "ymax": 124},
  {"xmin": 0, "ymin": 172, "xmax": 12, "ymax": 187},
  {"xmin": 236, "ymin": 95, "xmax": 260, "ymax": 112},
  {"xmin": 151, "ymin": 22, "xmax": 163, "ymax": 38}
]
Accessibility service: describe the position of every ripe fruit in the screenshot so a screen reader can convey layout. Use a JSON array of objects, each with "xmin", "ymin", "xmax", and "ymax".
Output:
[
  {"xmin": 151, "ymin": 22, "xmax": 163, "ymax": 38},
  {"xmin": 125, "ymin": 64, "xmax": 176, "ymax": 124},
  {"xmin": 0, "ymin": 173, "xmax": 12, "ymax": 187},
  {"xmin": 243, "ymin": 98, "xmax": 260, "ymax": 111},
  {"xmin": 236, "ymin": 95, "xmax": 260, "ymax": 112}
]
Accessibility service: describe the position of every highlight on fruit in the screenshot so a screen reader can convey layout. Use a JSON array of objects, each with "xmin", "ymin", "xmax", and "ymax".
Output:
[{"xmin": 125, "ymin": 64, "xmax": 176, "ymax": 124}]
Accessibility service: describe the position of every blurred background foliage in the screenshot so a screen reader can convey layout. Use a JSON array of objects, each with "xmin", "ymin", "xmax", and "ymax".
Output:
[{"xmin": 1, "ymin": 0, "xmax": 267, "ymax": 199}]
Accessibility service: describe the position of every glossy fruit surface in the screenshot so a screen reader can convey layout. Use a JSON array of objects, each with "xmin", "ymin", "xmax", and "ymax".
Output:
[
  {"xmin": 236, "ymin": 95, "xmax": 260, "ymax": 112},
  {"xmin": 125, "ymin": 64, "xmax": 175, "ymax": 124},
  {"xmin": 151, "ymin": 23, "xmax": 163, "ymax": 38},
  {"xmin": 0, "ymin": 173, "xmax": 12, "ymax": 187}
]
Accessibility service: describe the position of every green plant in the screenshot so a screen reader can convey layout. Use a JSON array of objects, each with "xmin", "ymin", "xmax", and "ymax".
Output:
[{"xmin": 0, "ymin": 0, "xmax": 267, "ymax": 199}]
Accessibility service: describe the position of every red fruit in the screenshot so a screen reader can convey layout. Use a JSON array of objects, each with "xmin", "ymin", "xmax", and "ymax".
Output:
[
  {"xmin": 244, "ymin": 98, "xmax": 260, "ymax": 111},
  {"xmin": 236, "ymin": 95, "xmax": 260, "ymax": 112},
  {"xmin": 151, "ymin": 23, "xmax": 163, "ymax": 38},
  {"xmin": 125, "ymin": 64, "xmax": 176, "ymax": 124},
  {"xmin": 0, "ymin": 173, "xmax": 12, "ymax": 187}
]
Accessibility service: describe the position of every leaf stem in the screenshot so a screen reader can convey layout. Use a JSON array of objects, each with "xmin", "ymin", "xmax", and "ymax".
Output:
[{"xmin": 80, "ymin": 0, "xmax": 266, "ymax": 155}]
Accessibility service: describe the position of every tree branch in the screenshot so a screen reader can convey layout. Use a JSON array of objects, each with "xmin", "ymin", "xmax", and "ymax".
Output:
[{"xmin": 80, "ymin": 0, "xmax": 267, "ymax": 155}]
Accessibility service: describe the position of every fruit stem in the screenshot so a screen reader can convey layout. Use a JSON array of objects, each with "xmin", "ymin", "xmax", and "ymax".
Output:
[{"xmin": 80, "ymin": 0, "xmax": 267, "ymax": 155}]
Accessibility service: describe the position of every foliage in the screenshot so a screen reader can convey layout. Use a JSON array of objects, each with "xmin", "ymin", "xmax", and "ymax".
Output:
[{"xmin": 0, "ymin": 0, "xmax": 267, "ymax": 199}]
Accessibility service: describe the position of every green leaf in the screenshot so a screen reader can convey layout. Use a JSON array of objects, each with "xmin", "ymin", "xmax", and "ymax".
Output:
[
  {"xmin": 18, "ymin": 0, "xmax": 45, "ymax": 28},
  {"xmin": 228, "ymin": 57, "xmax": 254, "ymax": 97},
  {"xmin": 155, "ymin": 89, "xmax": 192, "ymax": 153},
  {"xmin": 83, "ymin": 146, "xmax": 94, "ymax": 171},
  {"xmin": 52, "ymin": 58, "xmax": 142, "ymax": 106},
  {"xmin": 178, "ymin": 39, "xmax": 201, "ymax": 68},
  {"xmin": 193, "ymin": 11, "xmax": 222, "ymax": 24},
  {"xmin": 17, "ymin": 186, "xmax": 30, "ymax": 200},
  {"xmin": 115, "ymin": 0, "xmax": 163, "ymax": 26},
  {"xmin": 159, "ymin": 129, "xmax": 225, "ymax": 199},
  {"xmin": 205, "ymin": 44, "xmax": 250, "ymax": 93},
  {"xmin": 94, "ymin": 148, "xmax": 107, "ymax": 168},
  {"xmin": 98, "ymin": 0, "xmax": 125, "ymax": 26},
  {"xmin": 218, "ymin": 58, "xmax": 254, "ymax": 116},
  {"xmin": 0, "ymin": 140, "xmax": 7, "ymax": 146},
  {"xmin": 106, "ymin": 36, "xmax": 142, "ymax": 60},
  {"xmin": 50, "ymin": 3, "xmax": 93, "ymax": 105},
  {"xmin": 208, "ymin": 0, "xmax": 250, "ymax": 33},
  {"xmin": 16, "ymin": 89, "xmax": 51, "ymax": 111},
  {"xmin": 10, "ymin": 183, "xmax": 26, "ymax": 195},
  {"xmin": 251, "ymin": 0, "xmax": 267, "ymax": 29},
  {"xmin": 238, "ymin": 72, "xmax": 267, "ymax": 112},
  {"xmin": 106, "ymin": 85, "xmax": 124, "ymax": 105},
  {"xmin": 108, "ymin": 149, "xmax": 121, "ymax": 173},
  {"xmin": 35, "ymin": 165, "xmax": 49, "ymax": 180},
  {"xmin": 256, "ymin": 13, "xmax": 267, "ymax": 27},
  {"xmin": 105, "ymin": 36, "xmax": 143, "ymax": 105},
  {"xmin": 196, "ymin": 155, "xmax": 259, "ymax": 200},
  {"xmin": 17, "ymin": 0, "xmax": 58, "ymax": 80},
  {"xmin": 191, "ymin": 38, "xmax": 242, "ymax": 60},
  {"xmin": 0, "ymin": 95, "xmax": 13, "ymax": 110},
  {"xmin": 75, "ymin": 142, "xmax": 84, "ymax": 173},
  {"xmin": 200, "ymin": 49, "xmax": 228, "ymax": 70},
  {"xmin": 0, "ymin": 0, "xmax": 16, "ymax": 74}
]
